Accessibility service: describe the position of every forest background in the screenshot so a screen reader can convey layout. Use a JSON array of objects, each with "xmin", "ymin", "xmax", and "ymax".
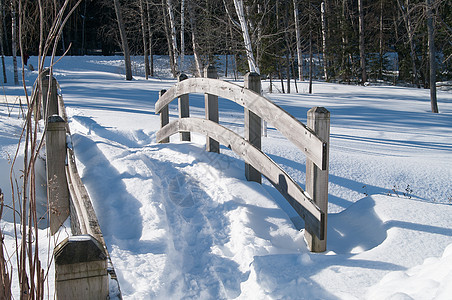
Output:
[{"xmin": 0, "ymin": 0, "xmax": 450, "ymax": 96}]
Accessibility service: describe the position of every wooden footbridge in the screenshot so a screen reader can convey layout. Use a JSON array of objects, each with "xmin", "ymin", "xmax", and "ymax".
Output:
[{"xmin": 42, "ymin": 66, "xmax": 329, "ymax": 299}]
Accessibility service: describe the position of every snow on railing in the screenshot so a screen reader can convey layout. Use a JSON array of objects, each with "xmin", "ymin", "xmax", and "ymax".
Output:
[{"xmin": 155, "ymin": 66, "xmax": 330, "ymax": 253}]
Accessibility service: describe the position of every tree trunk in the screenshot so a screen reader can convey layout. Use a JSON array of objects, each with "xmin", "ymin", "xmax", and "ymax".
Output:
[
  {"xmin": 321, "ymin": 1, "xmax": 328, "ymax": 81},
  {"xmin": 426, "ymin": 0, "xmax": 438, "ymax": 113},
  {"xmin": 397, "ymin": 0, "xmax": 419, "ymax": 87},
  {"xmin": 167, "ymin": 0, "xmax": 179, "ymax": 74},
  {"xmin": 162, "ymin": 0, "xmax": 176, "ymax": 77},
  {"xmin": 0, "ymin": 0, "xmax": 6, "ymax": 83},
  {"xmin": 146, "ymin": 0, "xmax": 154, "ymax": 77},
  {"xmin": 309, "ymin": 22, "xmax": 313, "ymax": 94},
  {"xmin": 81, "ymin": 0, "xmax": 86, "ymax": 55},
  {"xmin": 358, "ymin": 0, "xmax": 367, "ymax": 83},
  {"xmin": 11, "ymin": 0, "xmax": 18, "ymax": 85},
  {"xmin": 180, "ymin": 0, "xmax": 185, "ymax": 73},
  {"xmin": 233, "ymin": 0, "xmax": 259, "ymax": 74},
  {"xmin": 113, "ymin": 0, "xmax": 133, "ymax": 80},
  {"xmin": 188, "ymin": 0, "xmax": 202, "ymax": 77},
  {"xmin": 293, "ymin": 0, "xmax": 303, "ymax": 81},
  {"xmin": 139, "ymin": 0, "xmax": 150, "ymax": 79},
  {"xmin": 378, "ymin": 0, "xmax": 384, "ymax": 80}
]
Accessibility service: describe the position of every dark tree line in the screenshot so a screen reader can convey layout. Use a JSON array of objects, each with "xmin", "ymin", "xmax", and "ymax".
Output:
[{"xmin": 1, "ymin": 0, "xmax": 450, "ymax": 109}]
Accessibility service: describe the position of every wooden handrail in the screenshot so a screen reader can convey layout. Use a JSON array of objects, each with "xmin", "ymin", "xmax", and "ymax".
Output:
[
  {"xmin": 41, "ymin": 74, "xmax": 121, "ymax": 298},
  {"xmin": 155, "ymin": 77, "xmax": 328, "ymax": 170},
  {"xmin": 155, "ymin": 69, "xmax": 330, "ymax": 252}
]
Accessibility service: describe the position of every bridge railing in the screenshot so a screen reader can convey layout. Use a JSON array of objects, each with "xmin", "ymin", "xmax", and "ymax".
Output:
[
  {"xmin": 38, "ymin": 72, "xmax": 121, "ymax": 299},
  {"xmin": 155, "ymin": 66, "xmax": 330, "ymax": 252}
]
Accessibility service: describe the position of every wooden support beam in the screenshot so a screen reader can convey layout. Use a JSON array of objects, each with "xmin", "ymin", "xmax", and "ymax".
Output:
[
  {"xmin": 204, "ymin": 65, "xmax": 219, "ymax": 153},
  {"xmin": 41, "ymin": 72, "xmax": 58, "ymax": 121},
  {"xmin": 178, "ymin": 74, "xmax": 190, "ymax": 141},
  {"xmin": 46, "ymin": 115, "xmax": 69, "ymax": 235},
  {"xmin": 54, "ymin": 235, "xmax": 108, "ymax": 300},
  {"xmin": 304, "ymin": 107, "xmax": 330, "ymax": 252},
  {"xmin": 154, "ymin": 78, "xmax": 327, "ymax": 170},
  {"xmin": 244, "ymin": 72, "xmax": 262, "ymax": 183},
  {"xmin": 159, "ymin": 89, "xmax": 169, "ymax": 143}
]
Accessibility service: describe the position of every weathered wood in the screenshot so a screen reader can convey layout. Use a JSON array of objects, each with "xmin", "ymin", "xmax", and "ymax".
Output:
[
  {"xmin": 204, "ymin": 65, "xmax": 219, "ymax": 153},
  {"xmin": 66, "ymin": 146, "xmax": 105, "ymax": 243},
  {"xmin": 159, "ymin": 89, "xmax": 169, "ymax": 143},
  {"xmin": 156, "ymin": 118, "xmax": 324, "ymax": 238},
  {"xmin": 50, "ymin": 78, "xmax": 122, "ymax": 297},
  {"xmin": 244, "ymin": 72, "xmax": 262, "ymax": 183},
  {"xmin": 54, "ymin": 235, "xmax": 108, "ymax": 300},
  {"xmin": 304, "ymin": 107, "xmax": 330, "ymax": 252},
  {"xmin": 178, "ymin": 74, "xmax": 190, "ymax": 141},
  {"xmin": 46, "ymin": 115, "xmax": 69, "ymax": 235},
  {"xmin": 42, "ymin": 74, "xmax": 59, "ymax": 121},
  {"xmin": 154, "ymin": 77, "xmax": 327, "ymax": 170}
]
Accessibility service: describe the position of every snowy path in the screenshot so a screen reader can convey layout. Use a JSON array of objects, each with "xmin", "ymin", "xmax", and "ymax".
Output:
[
  {"xmin": 68, "ymin": 110, "xmax": 307, "ymax": 299},
  {"xmin": 2, "ymin": 56, "xmax": 451, "ymax": 299}
]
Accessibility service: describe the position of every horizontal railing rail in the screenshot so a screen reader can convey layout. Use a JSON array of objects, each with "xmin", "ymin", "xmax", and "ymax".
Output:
[{"xmin": 155, "ymin": 77, "xmax": 328, "ymax": 170}]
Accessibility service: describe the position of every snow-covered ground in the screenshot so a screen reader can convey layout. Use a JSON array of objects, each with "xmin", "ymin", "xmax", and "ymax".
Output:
[{"xmin": 1, "ymin": 56, "xmax": 451, "ymax": 299}]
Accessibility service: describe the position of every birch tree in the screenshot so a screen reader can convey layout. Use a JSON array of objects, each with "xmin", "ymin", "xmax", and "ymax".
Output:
[
  {"xmin": 233, "ymin": 0, "xmax": 259, "ymax": 74},
  {"xmin": 293, "ymin": 0, "xmax": 303, "ymax": 81},
  {"xmin": 180, "ymin": 0, "xmax": 185, "ymax": 73},
  {"xmin": 0, "ymin": 0, "xmax": 6, "ymax": 83},
  {"xmin": 187, "ymin": 0, "xmax": 202, "ymax": 77},
  {"xmin": 321, "ymin": 1, "xmax": 328, "ymax": 81},
  {"xmin": 162, "ymin": 0, "xmax": 176, "ymax": 77},
  {"xmin": 397, "ymin": 0, "xmax": 419, "ymax": 87},
  {"xmin": 139, "ymin": 0, "xmax": 150, "ymax": 79},
  {"xmin": 11, "ymin": 0, "xmax": 19, "ymax": 85},
  {"xmin": 113, "ymin": 0, "xmax": 133, "ymax": 80},
  {"xmin": 146, "ymin": 0, "xmax": 154, "ymax": 77},
  {"xmin": 167, "ymin": 0, "xmax": 179, "ymax": 74}
]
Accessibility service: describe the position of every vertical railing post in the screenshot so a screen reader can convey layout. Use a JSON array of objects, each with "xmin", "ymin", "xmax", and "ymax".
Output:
[
  {"xmin": 204, "ymin": 65, "xmax": 219, "ymax": 153},
  {"xmin": 159, "ymin": 89, "xmax": 169, "ymax": 143},
  {"xmin": 304, "ymin": 107, "xmax": 330, "ymax": 252},
  {"xmin": 46, "ymin": 115, "xmax": 69, "ymax": 235},
  {"xmin": 54, "ymin": 235, "xmax": 109, "ymax": 300},
  {"xmin": 42, "ymin": 72, "xmax": 58, "ymax": 121},
  {"xmin": 178, "ymin": 73, "xmax": 190, "ymax": 141},
  {"xmin": 244, "ymin": 72, "xmax": 262, "ymax": 183}
]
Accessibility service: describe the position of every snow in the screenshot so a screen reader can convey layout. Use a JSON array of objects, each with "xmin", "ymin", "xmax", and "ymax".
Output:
[{"xmin": 0, "ymin": 55, "xmax": 451, "ymax": 299}]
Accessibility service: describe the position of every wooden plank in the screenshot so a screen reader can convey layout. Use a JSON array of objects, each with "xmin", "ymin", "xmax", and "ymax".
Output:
[
  {"xmin": 305, "ymin": 107, "xmax": 330, "ymax": 251},
  {"xmin": 159, "ymin": 89, "xmax": 169, "ymax": 143},
  {"xmin": 42, "ymin": 75, "xmax": 59, "ymax": 121},
  {"xmin": 66, "ymin": 146, "xmax": 105, "ymax": 244},
  {"xmin": 54, "ymin": 235, "xmax": 108, "ymax": 300},
  {"xmin": 204, "ymin": 66, "xmax": 219, "ymax": 153},
  {"xmin": 155, "ymin": 78, "xmax": 327, "ymax": 170},
  {"xmin": 46, "ymin": 115, "xmax": 69, "ymax": 235},
  {"xmin": 244, "ymin": 72, "xmax": 262, "ymax": 183},
  {"xmin": 156, "ymin": 118, "xmax": 324, "ymax": 238},
  {"xmin": 178, "ymin": 74, "xmax": 190, "ymax": 141}
]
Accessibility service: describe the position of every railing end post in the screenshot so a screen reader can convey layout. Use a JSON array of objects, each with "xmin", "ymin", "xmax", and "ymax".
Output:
[
  {"xmin": 54, "ymin": 235, "xmax": 109, "ymax": 300},
  {"xmin": 305, "ymin": 106, "xmax": 330, "ymax": 252}
]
